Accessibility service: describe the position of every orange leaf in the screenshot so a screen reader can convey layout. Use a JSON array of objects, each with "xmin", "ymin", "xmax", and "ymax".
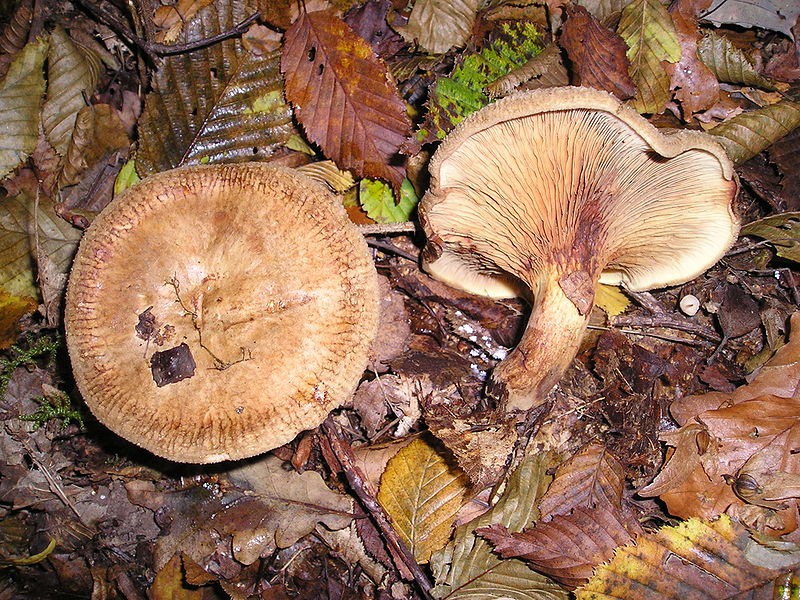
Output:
[{"xmin": 281, "ymin": 9, "xmax": 410, "ymax": 192}]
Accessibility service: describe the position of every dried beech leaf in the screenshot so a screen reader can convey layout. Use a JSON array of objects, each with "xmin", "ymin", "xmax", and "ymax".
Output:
[
  {"xmin": 638, "ymin": 423, "xmax": 711, "ymax": 497},
  {"xmin": 376, "ymin": 437, "xmax": 468, "ymax": 563},
  {"xmin": 560, "ymin": 4, "xmax": 636, "ymax": 100},
  {"xmin": 0, "ymin": 178, "xmax": 82, "ymax": 301},
  {"xmin": 137, "ymin": 2, "xmax": 294, "ymax": 174},
  {"xmin": 0, "ymin": 38, "xmax": 47, "ymax": 180},
  {"xmin": 282, "ymin": 9, "xmax": 411, "ymax": 192},
  {"xmin": 41, "ymin": 26, "xmax": 102, "ymax": 156},
  {"xmin": 742, "ymin": 211, "xmax": 800, "ymax": 264},
  {"xmin": 575, "ymin": 0, "xmax": 629, "ymax": 22},
  {"xmin": 575, "ymin": 516, "xmax": 794, "ymax": 599},
  {"xmin": 478, "ymin": 500, "xmax": 640, "ymax": 589},
  {"xmin": 0, "ymin": 0, "xmax": 33, "ymax": 79},
  {"xmin": 153, "ymin": 0, "xmax": 214, "ymax": 44},
  {"xmin": 537, "ymin": 442, "xmax": 626, "ymax": 520},
  {"xmin": 396, "ymin": 0, "xmax": 481, "ymax": 54},
  {"xmin": 430, "ymin": 452, "xmax": 567, "ymax": 600},
  {"xmin": 698, "ymin": 30, "xmax": 776, "ymax": 90},
  {"xmin": 617, "ymin": 0, "xmax": 681, "ymax": 114},
  {"xmin": 709, "ymin": 99, "xmax": 800, "ymax": 164}
]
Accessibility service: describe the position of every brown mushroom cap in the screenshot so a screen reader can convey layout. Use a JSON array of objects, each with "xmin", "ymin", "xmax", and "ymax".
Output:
[
  {"xmin": 420, "ymin": 86, "xmax": 738, "ymax": 412},
  {"xmin": 66, "ymin": 163, "xmax": 379, "ymax": 463}
]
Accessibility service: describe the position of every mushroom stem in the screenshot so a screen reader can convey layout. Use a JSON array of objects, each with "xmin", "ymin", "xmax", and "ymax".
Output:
[{"xmin": 488, "ymin": 267, "xmax": 597, "ymax": 413}]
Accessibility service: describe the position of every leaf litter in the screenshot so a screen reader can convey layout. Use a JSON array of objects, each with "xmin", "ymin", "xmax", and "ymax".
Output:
[{"xmin": 1, "ymin": 0, "xmax": 800, "ymax": 597}]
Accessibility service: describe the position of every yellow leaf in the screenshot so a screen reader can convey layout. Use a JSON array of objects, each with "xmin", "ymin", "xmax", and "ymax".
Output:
[
  {"xmin": 149, "ymin": 554, "xmax": 208, "ymax": 600},
  {"xmin": 0, "ymin": 289, "xmax": 36, "ymax": 349},
  {"xmin": 595, "ymin": 284, "xmax": 630, "ymax": 317},
  {"xmin": 377, "ymin": 437, "xmax": 468, "ymax": 563}
]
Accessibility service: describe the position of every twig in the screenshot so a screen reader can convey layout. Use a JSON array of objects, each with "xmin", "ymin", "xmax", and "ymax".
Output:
[
  {"xmin": 611, "ymin": 314, "xmax": 720, "ymax": 341},
  {"xmin": 588, "ymin": 324, "xmax": 712, "ymax": 346},
  {"xmin": 367, "ymin": 239, "xmax": 419, "ymax": 262},
  {"xmin": 358, "ymin": 222, "xmax": 417, "ymax": 235},
  {"xmin": 143, "ymin": 13, "xmax": 260, "ymax": 56},
  {"xmin": 321, "ymin": 419, "xmax": 434, "ymax": 600}
]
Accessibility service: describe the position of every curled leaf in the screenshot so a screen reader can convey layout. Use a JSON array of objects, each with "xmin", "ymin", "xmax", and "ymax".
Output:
[
  {"xmin": 710, "ymin": 99, "xmax": 800, "ymax": 164},
  {"xmin": 698, "ymin": 30, "xmax": 776, "ymax": 90}
]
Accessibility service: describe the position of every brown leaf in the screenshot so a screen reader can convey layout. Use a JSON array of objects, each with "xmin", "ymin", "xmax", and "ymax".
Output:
[
  {"xmin": 281, "ymin": 9, "xmax": 411, "ymax": 192},
  {"xmin": 486, "ymin": 44, "xmax": 569, "ymax": 98},
  {"xmin": 537, "ymin": 442, "xmax": 626, "ymax": 520},
  {"xmin": 0, "ymin": 0, "xmax": 32, "ymax": 79},
  {"xmin": 478, "ymin": 499, "xmax": 641, "ymax": 589},
  {"xmin": 638, "ymin": 423, "xmax": 715, "ymax": 497},
  {"xmin": 666, "ymin": 0, "xmax": 720, "ymax": 117},
  {"xmin": 559, "ymin": 4, "xmax": 636, "ymax": 100},
  {"xmin": 0, "ymin": 289, "xmax": 36, "ymax": 349}
]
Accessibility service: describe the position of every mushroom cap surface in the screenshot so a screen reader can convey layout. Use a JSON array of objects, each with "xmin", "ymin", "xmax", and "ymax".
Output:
[
  {"xmin": 66, "ymin": 163, "xmax": 379, "ymax": 463},
  {"xmin": 420, "ymin": 86, "xmax": 739, "ymax": 299}
]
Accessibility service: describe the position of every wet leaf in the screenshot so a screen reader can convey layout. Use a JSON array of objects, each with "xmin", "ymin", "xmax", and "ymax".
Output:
[
  {"xmin": 698, "ymin": 30, "xmax": 777, "ymax": 90},
  {"xmin": 396, "ymin": 0, "xmax": 480, "ymax": 54},
  {"xmin": 281, "ymin": 8, "xmax": 411, "ymax": 192},
  {"xmin": 153, "ymin": 0, "xmax": 214, "ymax": 44},
  {"xmin": 617, "ymin": 0, "xmax": 681, "ymax": 114},
  {"xmin": 0, "ymin": 38, "xmax": 47, "ymax": 180},
  {"xmin": 136, "ymin": 1, "xmax": 294, "ymax": 174},
  {"xmin": 575, "ymin": 515, "xmax": 797, "ymax": 599},
  {"xmin": 149, "ymin": 554, "xmax": 208, "ymax": 599},
  {"xmin": 700, "ymin": 0, "xmax": 800, "ymax": 40},
  {"xmin": 709, "ymin": 99, "xmax": 800, "ymax": 164},
  {"xmin": 430, "ymin": 452, "xmax": 567, "ymax": 600},
  {"xmin": 560, "ymin": 4, "xmax": 636, "ymax": 100},
  {"xmin": 359, "ymin": 178, "xmax": 418, "ymax": 223},
  {"xmin": 742, "ymin": 211, "xmax": 800, "ymax": 264},
  {"xmin": 41, "ymin": 26, "xmax": 102, "ymax": 156},
  {"xmin": 377, "ymin": 437, "xmax": 468, "ymax": 563}
]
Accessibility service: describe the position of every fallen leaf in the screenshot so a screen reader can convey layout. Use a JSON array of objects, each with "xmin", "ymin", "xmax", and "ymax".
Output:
[
  {"xmin": 359, "ymin": 178, "xmax": 418, "ymax": 223},
  {"xmin": 0, "ymin": 38, "xmax": 47, "ymax": 180},
  {"xmin": 137, "ymin": 1, "xmax": 294, "ymax": 174},
  {"xmin": 429, "ymin": 452, "xmax": 567, "ymax": 599},
  {"xmin": 559, "ymin": 4, "xmax": 636, "ymax": 100},
  {"xmin": 0, "ymin": 289, "xmax": 36, "ymax": 349},
  {"xmin": 617, "ymin": 0, "xmax": 681, "ymax": 114},
  {"xmin": 0, "ymin": 0, "xmax": 33, "ymax": 79},
  {"xmin": 343, "ymin": 0, "xmax": 406, "ymax": 59},
  {"xmin": 485, "ymin": 44, "xmax": 569, "ymax": 98},
  {"xmin": 149, "ymin": 554, "xmax": 208, "ymax": 599},
  {"xmin": 709, "ymin": 98, "xmax": 800, "ymax": 164},
  {"xmin": 575, "ymin": 515, "xmax": 798, "ymax": 599},
  {"xmin": 594, "ymin": 284, "xmax": 631, "ymax": 317},
  {"xmin": 377, "ymin": 437, "xmax": 468, "ymax": 563},
  {"xmin": 698, "ymin": 30, "xmax": 777, "ymax": 90},
  {"xmin": 741, "ymin": 211, "xmax": 800, "ymax": 264},
  {"xmin": 700, "ymin": 0, "xmax": 800, "ymax": 40},
  {"xmin": 41, "ymin": 25, "xmax": 102, "ymax": 156},
  {"xmin": 396, "ymin": 0, "xmax": 480, "ymax": 54},
  {"xmin": 153, "ymin": 0, "xmax": 214, "ymax": 44},
  {"xmin": 282, "ymin": 8, "xmax": 411, "ymax": 192},
  {"xmin": 575, "ymin": 0, "xmax": 630, "ymax": 22}
]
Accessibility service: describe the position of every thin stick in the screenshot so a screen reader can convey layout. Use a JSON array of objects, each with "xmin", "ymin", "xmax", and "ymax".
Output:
[
  {"xmin": 588, "ymin": 324, "xmax": 712, "ymax": 346},
  {"xmin": 321, "ymin": 419, "xmax": 434, "ymax": 599},
  {"xmin": 611, "ymin": 314, "xmax": 720, "ymax": 341},
  {"xmin": 144, "ymin": 13, "xmax": 260, "ymax": 56},
  {"xmin": 358, "ymin": 222, "xmax": 417, "ymax": 235}
]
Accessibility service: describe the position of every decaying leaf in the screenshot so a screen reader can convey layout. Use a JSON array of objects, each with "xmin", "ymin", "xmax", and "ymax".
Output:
[
  {"xmin": 282, "ymin": 8, "xmax": 411, "ymax": 192},
  {"xmin": 137, "ymin": 1, "xmax": 294, "ymax": 174},
  {"xmin": 700, "ymin": 0, "xmax": 800, "ymax": 40},
  {"xmin": 396, "ymin": 0, "xmax": 481, "ymax": 55},
  {"xmin": 0, "ymin": 289, "xmax": 36, "ymax": 349},
  {"xmin": 430, "ymin": 452, "xmax": 567, "ymax": 600},
  {"xmin": 485, "ymin": 44, "xmax": 569, "ymax": 98},
  {"xmin": 698, "ymin": 30, "xmax": 777, "ymax": 90},
  {"xmin": 575, "ymin": 515, "xmax": 800, "ymax": 599},
  {"xmin": 559, "ymin": 4, "xmax": 636, "ymax": 100},
  {"xmin": 0, "ymin": 38, "xmax": 47, "ymax": 180},
  {"xmin": 296, "ymin": 160, "xmax": 356, "ymax": 193},
  {"xmin": 575, "ymin": 0, "xmax": 630, "ymax": 22},
  {"xmin": 377, "ymin": 437, "xmax": 468, "ymax": 563},
  {"xmin": 153, "ymin": 0, "xmax": 214, "ymax": 43},
  {"xmin": 617, "ymin": 0, "xmax": 681, "ymax": 114},
  {"xmin": 41, "ymin": 26, "xmax": 102, "ymax": 156},
  {"xmin": 741, "ymin": 211, "xmax": 800, "ymax": 264},
  {"xmin": 709, "ymin": 99, "xmax": 800, "ymax": 164},
  {"xmin": 0, "ymin": 0, "xmax": 33, "ymax": 79}
]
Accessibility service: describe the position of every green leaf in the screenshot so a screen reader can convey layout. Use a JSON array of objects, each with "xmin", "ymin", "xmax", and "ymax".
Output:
[
  {"xmin": 359, "ymin": 178, "xmax": 418, "ymax": 223},
  {"xmin": 0, "ymin": 184, "xmax": 82, "ymax": 300},
  {"xmin": 114, "ymin": 159, "xmax": 141, "ymax": 196},
  {"xmin": 709, "ymin": 100, "xmax": 800, "ymax": 164},
  {"xmin": 377, "ymin": 437, "xmax": 468, "ymax": 563},
  {"xmin": 430, "ymin": 452, "xmax": 567, "ymax": 600},
  {"xmin": 0, "ymin": 38, "xmax": 47, "ymax": 179},
  {"xmin": 617, "ymin": 0, "xmax": 681, "ymax": 114},
  {"xmin": 41, "ymin": 25, "xmax": 102, "ymax": 155},
  {"xmin": 136, "ymin": 1, "xmax": 294, "ymax": 174},
  {"xmin": 697, "ymin": 31, "xmax": 776, "ymax": 91},
  {"xmin": 424, "ymin": 22, "xmax": 543, "ymax": 141},
  {"xmin": 741, "ymin": 212, "xmax": 800, "ymax": 264}
]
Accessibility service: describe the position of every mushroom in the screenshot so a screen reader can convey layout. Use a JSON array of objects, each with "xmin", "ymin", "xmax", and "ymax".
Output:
[
  {"xmin": 66, "ymin": 163, "xmax": 379, "ymax": 462},
  {"xmin": 419, "ymin": 86, "xmax": 739, "ymax": 413}
]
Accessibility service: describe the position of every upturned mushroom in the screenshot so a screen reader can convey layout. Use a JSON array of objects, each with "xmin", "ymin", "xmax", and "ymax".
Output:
[
  {"xmin": 419, "ymin": 86, "xmax": 739, "ymax": 413},
  {"xmin": 66, "ymin": 163, "xmax": 379, "ymax": 463}
]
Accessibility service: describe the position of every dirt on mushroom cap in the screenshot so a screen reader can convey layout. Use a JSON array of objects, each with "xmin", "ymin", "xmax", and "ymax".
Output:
[{"xmin": 65, "ymin": 163, "xmax": 379, "ymax": 463}]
